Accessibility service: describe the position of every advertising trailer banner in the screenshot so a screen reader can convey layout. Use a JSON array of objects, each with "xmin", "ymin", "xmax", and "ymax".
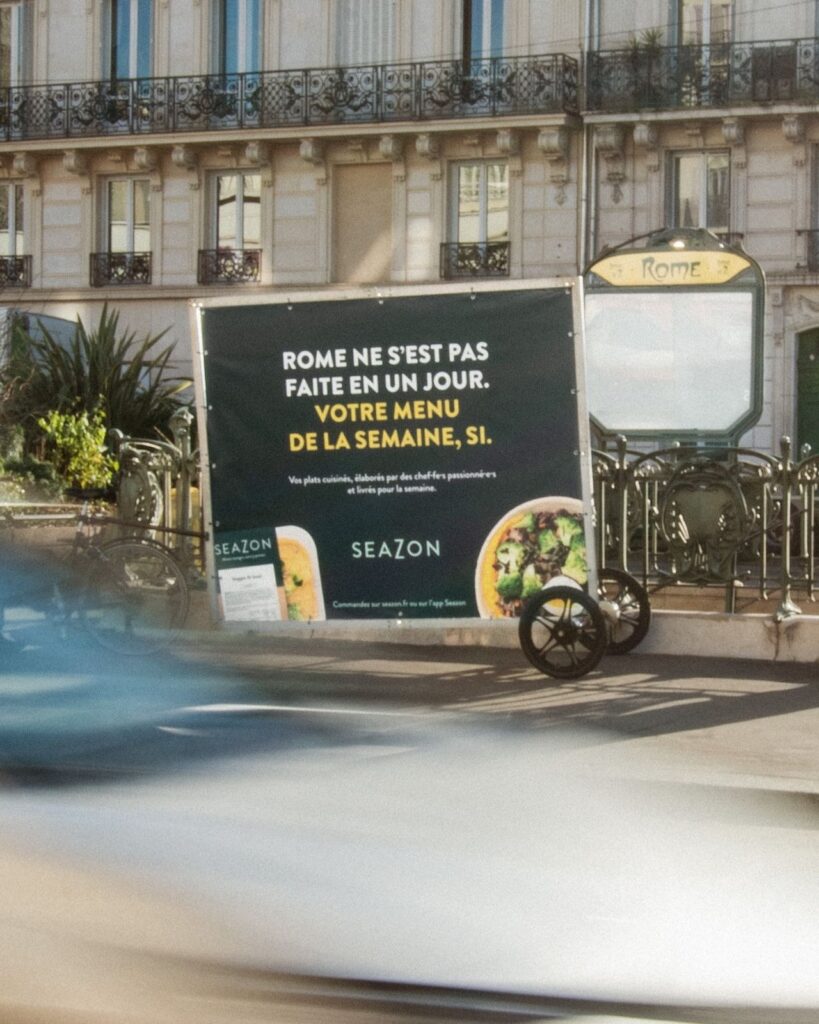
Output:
[{"xmin": 193, "ymin": 281, "xmax": 592, "ymax": 622}]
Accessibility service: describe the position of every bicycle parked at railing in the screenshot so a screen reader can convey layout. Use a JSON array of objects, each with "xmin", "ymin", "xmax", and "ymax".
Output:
[{"xmin": 1, "ymin": 492, "xmax": 203, "ymax": 655}]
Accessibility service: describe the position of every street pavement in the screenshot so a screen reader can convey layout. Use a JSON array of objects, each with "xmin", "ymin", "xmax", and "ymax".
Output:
[{"xmin": 175, "ymin": 633, "xmax": 819, "ymax": 798}]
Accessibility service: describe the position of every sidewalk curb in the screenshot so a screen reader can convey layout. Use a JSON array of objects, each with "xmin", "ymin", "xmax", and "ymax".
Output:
[{"xmin": 186, "ymin": 609, "xmax": 819, "ymax": 664}]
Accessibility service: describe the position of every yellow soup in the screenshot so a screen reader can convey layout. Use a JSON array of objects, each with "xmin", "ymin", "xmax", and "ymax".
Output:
[{"xmin": 278, "ymin": 537, "xmax": 319, "ymax": 621}]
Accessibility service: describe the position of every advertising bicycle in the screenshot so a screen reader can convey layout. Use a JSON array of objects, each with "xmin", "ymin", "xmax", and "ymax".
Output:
[{"xmin": 190, "ymin": 276, "xmax": 657, "ymax": 681}]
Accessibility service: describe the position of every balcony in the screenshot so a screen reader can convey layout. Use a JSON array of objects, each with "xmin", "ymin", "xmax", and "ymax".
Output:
[
  {"xmin": 440, "ymin": 242, "xmax": 510, "ymax": 279},
  {"xmin": 0, "ymin": 55, "xmax": 578, "ymax": 143},
  {"xmin": 586, "ymin": 38, "xmax": 819, "ymax": 113},
  {"xmin": 0, "ymin": 255, "xmax": 31, "ymax": 287},
  {"xmin": 90, "ymin": 251, "xmax": 152, "ymax": 287},
  {"xmin": 197, "ymin": 248, "xmax": 261, "ymax": 285}
]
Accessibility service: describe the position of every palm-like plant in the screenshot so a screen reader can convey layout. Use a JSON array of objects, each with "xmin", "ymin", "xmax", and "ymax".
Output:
[{"xmin": 0, "ymin": 305, "xmax": 191, "ymax": 446}]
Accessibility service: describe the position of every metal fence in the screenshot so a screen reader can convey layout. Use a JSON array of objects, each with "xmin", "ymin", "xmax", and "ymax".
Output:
[
  {"xmin": 109, "ymin": 407, "xmax": 204, "ymax": 576},
  {"xmin": 0, "ymin": 54, "xmax": 578, "ymax": 142},
  {"xmin": 594, "ymin": 435, "xmax": 819, "ymax": 617},
  {"xmin": 586, "ymin": 37, "xmax": 819, "ymax": 113},
  {"xmin": 111, "ymin": 422, "xmax": 819, "ymax": 620}
]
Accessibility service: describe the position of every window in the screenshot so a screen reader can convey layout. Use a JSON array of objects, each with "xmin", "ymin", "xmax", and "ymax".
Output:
[
  {"xmin": 463, "ymin": 0, "xmax": 504, "ymax": 62},
  {"xmin": 0, "ymin": 182, "xmax": 23, "ymax": 255},
  {"xmin": 212, "ymin": 0, "xmax": 260, "ymax": 74},
  {"xmin": 214, "ymin": 172, "xmax": 260, "ymax": 249},
  {"xmin": 105, "ymin": 0, "xmax": 152, "ymax": 79},
  {"xmin": 0, "ymin": 1, "xmax": 29, "ymax": 87},
  {"xmin": 335, "ymin": 0, "xmax": 395, "ymax": 65},
  {"xmin": 452, "ymin": 162, "xmax": 508, "ymax": 244},
  {"xmin": 0, "ymin": 181, "xmax": 28, "ymax": 286},
  {"xmin": 441, "ymin": 161, "xmax": 509, "ymax": 278},
  {"xmin": 672, "ymin": 152, "xmax": 730, "ymax": 234},
  {"xmin": 107, "ymin": 178, "xmax": 151, "ymax": 252},
  {"xmin": 678, "ymin": 0, "xmax": 732, "ymax": 46},
  {"xmin": 91, "ymin": 178, "xmax": 151, "ymax": 286},
  {"xmin": 198, "ymin": 172, "xmax": 261, "ymax": 284}
]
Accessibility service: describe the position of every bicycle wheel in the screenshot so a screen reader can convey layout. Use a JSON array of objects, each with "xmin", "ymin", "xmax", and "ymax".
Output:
[
  {"xmin": 80, "ymin": 540, "xmax": 189, "ymax": 654},
  {"xmin": 597, "ymin": 568, "xmax": 651, "ymax": 655},
  {"xmin": 518, "ymin": 586, "xmax": 607, "ymax": 680}
]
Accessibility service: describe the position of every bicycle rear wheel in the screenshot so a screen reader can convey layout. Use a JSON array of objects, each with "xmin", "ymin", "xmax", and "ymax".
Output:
[
  {"xmin": 518, "ymin": 586, "xmax": 607, "ymax": 679},
  {"xmin": 80, "ymin": 540, "xmax": 189, "ymax": 654}
]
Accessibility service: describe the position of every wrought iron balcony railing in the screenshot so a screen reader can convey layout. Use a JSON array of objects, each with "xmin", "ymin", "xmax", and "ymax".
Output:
[
  {"xmin": 0, "ymin": 54, "xmax": 577, "ymax": 143},
  {"xmin": 198, "ymin": 248, "xmax": 261, "ymax": 285},
  {"xmin": 586, "ymin": 37, "xmax": 819, "ymax": 113},
  {"xmin": 0, "ymin": 255, "xmax": 31, "ymax": 287},
  {"xmin": 440, "ymin": 241, "xmax": 510, "ymax": 279},
  {"xmin": 90, "ymin": 251, "xmax": 152, "ymax": 287},
  {"xmin": 797, "ymin": 229, "xmax": 819, "ymax": 272}
]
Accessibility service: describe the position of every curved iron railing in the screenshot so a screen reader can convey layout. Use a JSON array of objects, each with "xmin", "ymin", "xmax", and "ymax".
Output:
[
  {"xmin": 197, "ymin": 248, "xmax": 261, "ymax": 285},
  {"xmin": 0, "ymin": 255, "xmax": 31, "ymax": 287},
  {"xmin": 586, "ymin": 37, "xmax": 819, "ymax": 112},
  {"xmin": 109, "ymin": 408, "xmax": 202, "ymax": 574},
  {"xmin": 0, "ymin": 54, "xmax": 577, "ymax": 142},
  {"xmin": 110, "ymin": 422, "xmax": 819, "ymax": 619},
  {"xmin": 90, "ymin": 251, "xmax": 151, "ymax": 287},
  {"xmin": 439, "ymin": 242, "xmax": 510, "ymax": 279},
  {"xmin": 594, "ymin": 435, "xmax": 819, "ymax": 617}
]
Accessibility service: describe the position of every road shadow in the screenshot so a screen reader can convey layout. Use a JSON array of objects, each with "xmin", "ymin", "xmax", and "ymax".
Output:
[{"xmin": 177, "ymin": 635, "xmax": 819, "ymax": 744}]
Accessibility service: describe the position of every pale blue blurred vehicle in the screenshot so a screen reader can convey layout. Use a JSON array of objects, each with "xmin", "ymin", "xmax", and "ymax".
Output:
[{"xmin": 1, "ymin": 543, "xmax": 819, "ymax": 1024}]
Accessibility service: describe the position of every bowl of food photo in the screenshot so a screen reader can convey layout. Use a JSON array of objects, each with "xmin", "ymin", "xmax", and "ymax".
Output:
[{"xmin": 474, "ymin": 496, "xmax": 588, "ymax": 619}]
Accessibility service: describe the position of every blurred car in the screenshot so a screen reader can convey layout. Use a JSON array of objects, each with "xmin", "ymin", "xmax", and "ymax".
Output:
[{"xmin": 2, "ymin": 543, "xmax": 819, "ymax": 1024}]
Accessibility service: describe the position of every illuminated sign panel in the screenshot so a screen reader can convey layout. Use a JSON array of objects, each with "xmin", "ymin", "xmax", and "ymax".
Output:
[
  {"xmin": 584, "ymin": 231, "xmax": 765, "ymax": 442},
  {"xmin": 590, "ymin": 250, "xmax": 752, "ymax": 287}
]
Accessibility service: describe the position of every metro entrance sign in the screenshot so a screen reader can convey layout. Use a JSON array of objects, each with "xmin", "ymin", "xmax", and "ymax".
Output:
[{"xmin": 584, "ymin": 228, "xmax": 765, "ymax": 443}]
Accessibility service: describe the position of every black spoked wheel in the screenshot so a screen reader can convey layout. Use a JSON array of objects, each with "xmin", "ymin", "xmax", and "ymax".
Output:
[
  {"xmin": 80, "ymin": 540, "xmax": 190, "ymax": 654},
  {"xmin": 597, "ymin": 568, "xmax": 651, "ymax": 655},
  {"xmin": 518, "ymin": 586, "xmax": 607, "ymax": 680}
]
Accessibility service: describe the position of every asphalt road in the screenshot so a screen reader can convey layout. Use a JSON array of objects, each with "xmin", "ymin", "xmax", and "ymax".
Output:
[{"xmin": 175, "ymin": 635, "xmax": 819, "ymax": 796}]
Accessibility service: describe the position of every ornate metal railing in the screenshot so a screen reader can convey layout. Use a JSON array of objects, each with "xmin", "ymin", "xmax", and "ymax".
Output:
[
  {"xmin": 797, "ymin": 229, "xmax": 819, "ymax": 272},
  {"xmin": 586, "ymin": 37, "xmax": 819, "ymax": 112},
  {"xmin": 0, "ymin": 54, "xmax": 577, "ymax": 142},
  {"xmin": 109, "ymin": 408, "xmax": 203, "ymax": 573},
  {"xmin": 111, "ymin": 422, "xmax": 819, "ymax": 619},
  {"xmin": 0, "ymin": 255, "xmax": 31, "ymax": 287},
  {"xmin": 90, "ymin": 251, "xmax": 151, "ymax": 287},
  {"xmin": 197, "ymin": 248, "xmax": 261, "ymax": 285},
  {"xmin": 594, "ymin": 435, "xmax": 819, "ymax": 616},
  {"xmin": 440, "ymin": 241, "xmax": 510, "ymax": 279}
]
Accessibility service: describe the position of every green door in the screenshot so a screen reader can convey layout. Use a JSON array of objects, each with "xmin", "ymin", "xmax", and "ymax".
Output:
[{"xmin": 797, "ymin": 329, "xmax": 819, "ymax": 454}]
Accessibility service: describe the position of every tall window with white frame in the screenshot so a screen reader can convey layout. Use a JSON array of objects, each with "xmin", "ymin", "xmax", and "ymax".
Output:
[
  {"xmin": 671, "ymin": 151, "xmax": 730, "ymax": 238},
  {"xmin": 335, "ymin": 0, "xmax": 395, "ymax": 65},
  {"xmin": 0, "ymin": 1, "xmax": 29, "ymax": 87},
  {"xmin": 676, "ymin": 0, "xmax": 733, "ymax": 105},
  {"xmin": 198, "ymin": 171, "xmax": 261, "ymax": 284},
  {"xmin": 91, "ymin": 178, "xmax": 151, "ymax": 286},
  {"xmin": 106, "ymin": 0, "xmax": 152, "ymax": 79},
  {"xmin": 0, "ymin": 181, "xmax": 28, "ymax": 286},
  {"xmin": 678, "ymin": 0, "xmax": 732, "ymax": 45},
  {"xmin": 463, "ymin": 0, "xmax": 504, "ymax": 62},
  {"xmin": 441, "ymin": 161, "xmax": 509, "ymax": 279},
  {"xmin": 212, "ymin": 0, "xmax": 260, "ymax": 74}
]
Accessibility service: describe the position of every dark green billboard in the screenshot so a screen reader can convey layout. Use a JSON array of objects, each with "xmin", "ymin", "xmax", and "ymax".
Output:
[{"xmin": 194, "ymin": 282, "xmax": 591, "ymax": 621}]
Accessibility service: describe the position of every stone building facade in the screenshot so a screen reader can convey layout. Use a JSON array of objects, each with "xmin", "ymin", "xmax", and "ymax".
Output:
[{"xmin": 2, "ymin": 0, "xmax": 819, "ymax": 453}]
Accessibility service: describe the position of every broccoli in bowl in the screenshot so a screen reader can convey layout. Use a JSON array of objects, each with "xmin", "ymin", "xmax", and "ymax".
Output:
[{"xmin": 475, "ymin": 498, "xmax": 588, "ymax": 618}]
